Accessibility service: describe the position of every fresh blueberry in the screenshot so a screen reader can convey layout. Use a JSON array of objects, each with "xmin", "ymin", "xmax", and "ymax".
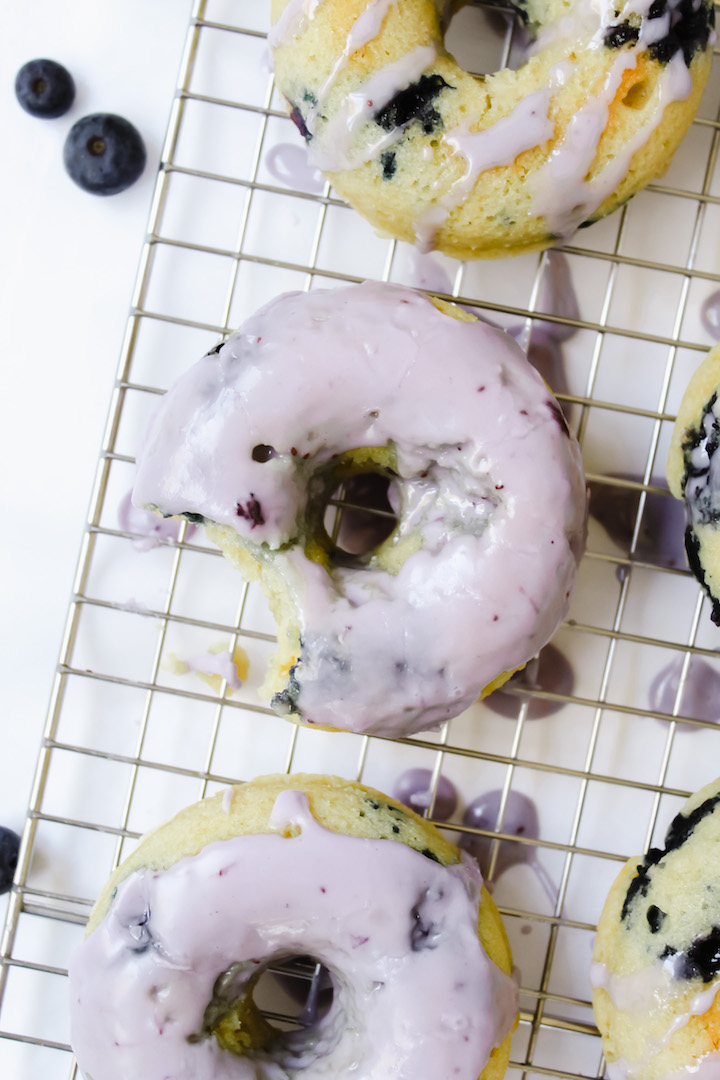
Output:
[
  {"xmin": 63, "ymin": 113, "xmax": 146, "ymax": 196},
  {"xmin": 15, "ymin": 59, "xmax": 75, "ymax": 119},
  {"xmin": 0, "ymin": 827, "xmax": 20, "ymax": 894}
]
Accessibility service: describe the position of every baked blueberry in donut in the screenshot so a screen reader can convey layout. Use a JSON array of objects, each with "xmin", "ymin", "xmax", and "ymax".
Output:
[
  {"xmin": 269, "ymin": 0, "xmax": 714, "ymax": 257},
  {"xmin": 133, "ymin": 282, "xmax": 587, "ymax": 737}
]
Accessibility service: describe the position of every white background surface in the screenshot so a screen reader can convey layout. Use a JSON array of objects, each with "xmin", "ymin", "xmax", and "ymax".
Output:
[{"xmin": 0, "ymin": 2, "xmax": 191, "ymax": 843}]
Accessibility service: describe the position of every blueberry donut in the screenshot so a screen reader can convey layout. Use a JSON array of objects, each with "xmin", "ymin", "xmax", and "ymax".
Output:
[
  {"xmin": 269, "ymin": 0, "xmax": 714, "ymax": 258},
  {"xmin": 592, "ymin": 775, "xmax": 720, "ymax": 1078},
  {"xmin": 668, "ymin": 344, "xmax": 720, "ymax": 625},
  {"xmin": 69, "ymin": 773, "xmax": 518, "ymax": 1080},
  {"xmin": 132, "ymin": 282, "xmax": 587, "ymax": 736}
]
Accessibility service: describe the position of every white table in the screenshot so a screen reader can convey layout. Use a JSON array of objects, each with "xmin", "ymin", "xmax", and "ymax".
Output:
[{"xmin": 0, "ymin": 0, "xmax": 190, "ymax": 861}]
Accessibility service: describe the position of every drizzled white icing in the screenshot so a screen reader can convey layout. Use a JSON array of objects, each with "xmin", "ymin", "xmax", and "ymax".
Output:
[
  {"xmin": 307, "ymin": 45, "xmax": 437, "ymax": 171},
  {"xmin": 414, "ymin": 88, "xmax": 555, "ymax": 251},
  {"xmin": 424, "ymin": 0, "xmax": 695, "ymax": 242},
  {"xmin": 592, "ymin": 958, "xmax": 720, "ymax": 1077},
  {"xmin": 316, "ymin": 0, "xmax": 397, "ymax": 102},
  {"xmin": 133, "ymin": 282, "xmax": 586, "ymax": 736},
  {"xmin": 267, "ymin": 0, "xmax": 326, "ymax": 48},
  {"xmin": 531, "ymin": 49, "xmax": 692, "ymax": 236},
  {"xmin": 608, "ymin": 1053, "xmax": 720, "ymax": 1080},
  {"xmin": 69, "ymin": 790, "xmax": 518, "ymax": 1080}
]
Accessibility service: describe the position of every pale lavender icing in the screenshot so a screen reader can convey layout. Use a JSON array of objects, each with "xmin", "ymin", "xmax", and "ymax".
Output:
[
  {"xmin": 701, "ymin": 289, "xmax": 720, "ymax": 340},
  {"xmin": 267, "ymin": 0, "xmax": 326, "ymax": 49},
  {"xmin": 307, "ymin": 45, "xmax": 437, "ymax": 171},
  {"xmin": 132, "ymin": 282, "xmax": 586, "ymax": 736},
  {"xmin": 531, "ymin": 49, "xmax": 692, "ymax": 237},
  {"xmin": 316, "ymin": 0, "xmax": 397, "ymax": 103},
  {"xmin": 592, "ymin": 959, "xmax": 720, "ymax": 1077},
  {"xmin": 264, "ymin": 144, "xmax": 324, "ymax": 194},
  {"xmin": 172, "ymin": 649, "xmax": 245, "ymax": 692},
  {"xmin": 69, "ymin": 790, "xmax": 518, "ymax": 1080},
  {"xmin": 118, "ymin": 490, "xmax": 197, "ymax": 551}
]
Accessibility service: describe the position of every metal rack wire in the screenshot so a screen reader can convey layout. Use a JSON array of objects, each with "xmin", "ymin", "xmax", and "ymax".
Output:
[{"xmin": 4, "ymin": 0, "xmax": 720, "ymax": 1075}]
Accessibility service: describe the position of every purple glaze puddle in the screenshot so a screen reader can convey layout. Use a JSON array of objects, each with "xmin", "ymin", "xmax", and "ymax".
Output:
[
  {"xmin": 532, "ymin": 251, "xmax": 581, "ymax": 344},
  {"xmin": 265, "ymin": 144, "xmax": 324, "ymax": 194},
  {"xmin": 649, "ymin": 654, "xmax": 720, "ymax": 731},
  {"xmin": 406, "ymin": 250, "xmax": 454, "ymax": 295},
  {"xmin": 701, "ymin": 289, "xmax": 720, "ymax": 340},
  {"xmin": 483, "ymin": 644, "xmax": 574, "ymax": 720},
  {"xmin": 392, "ymin": 768, "xmax": 458, "ymax": 821},
  {"xmin": 505, "ymin": 252, "xmax": 579, "ymax": 405},
  {"xmin": 588, "ymin": 474, "xmax": 687, "ymax": 571},
  {"xmin": 460, "ymin": 789, "xmax": 555, "ymax": 904},
  {"xmin": 118, "ymin": 491, "xmax": 196, "ymax": 551}
]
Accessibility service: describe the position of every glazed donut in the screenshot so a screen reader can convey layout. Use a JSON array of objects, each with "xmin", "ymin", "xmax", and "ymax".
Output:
[
  {"xmin": 132, "ymin": 282, "xmax": 587, "ymax": 736},
  {"xmin": 269, "ymin": 0, "xmax": 714, "ymax": 259},
  {"xmin": 668, "ymin": 343, "xmax": 720, "ymax": 625},
  {"xmin": 592, "ymin": 775, "xmax": 720, "ymax": 1078},
  {"xmin": 69, "ymin": 773, "xmax": 518, "ymax": 1080}
]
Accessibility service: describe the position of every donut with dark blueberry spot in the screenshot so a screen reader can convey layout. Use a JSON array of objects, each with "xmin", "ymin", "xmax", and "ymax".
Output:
[
  {"xmin": 270, "ymin": 0, "xmax": 713, "ymax": 258},
  {"xmin": 668, "ymin": 344, "xmax": 720, "ymax": 625},
  {"xmin": 593, "ymin": 775, "xmax": 720, "ymax": 1075},
  {"xmin": 69, "ymin": 774, "xmax": 517, "ymax": 1080}
]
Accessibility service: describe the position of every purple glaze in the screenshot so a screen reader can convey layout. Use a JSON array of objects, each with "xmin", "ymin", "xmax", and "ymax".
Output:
[
  {"xmin": 526, "ymin": 332, "xmax": 571, "ymax": 401},
  {"xmin": 118, "ymin": 490, "xmax": 196, "ymax": 551},
  {"xmin": 406, "ymin": 250, "xmax": 454, "ymax": 294},
  {"xmin": 483, "ymin": 643, "xmax": 574, "ymax": 720},
  {"xmin": 531, "ymin": 251, "xmax": 581, "ymax": 344},
  {"xmin": 69, "ymin": 790, "xmax": 518, "ymax": 1080},
  {"xmin": 392, "ymin": 768, "xmax": 458, "ymax": 821},
  {"xmin": 589, "ymin": 474, "xmax": 687, "ymax": 570},
  {"xmin": 460, "ymin": 789, "xmax": 555, "ymax": 903},
  {"xmin": 649, "ymin": 654, "xmax": 720, "ymax": 730},
  {"xmin": 265, "ymin": 143, "xmax": 324, "ymax": 194},
  {"xmin": 700, "ymin": 289, "xmax": 720, "ymax": 341},
  {"xmin": 505, "ymin": 253, "xmax": 578, "ymax": 401}
]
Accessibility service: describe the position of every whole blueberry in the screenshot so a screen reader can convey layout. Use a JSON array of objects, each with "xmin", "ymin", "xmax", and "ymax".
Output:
[
  {"xmin": 15, "ymin": 58, "xmax": 75, "ymax": 119},
  {"xmin": 63, "ymin": 113, "xmax": 146, "ymax": 196},
  {"xmin": 0, "ymin": 827, "xmax": 20, "ymax": 894}
]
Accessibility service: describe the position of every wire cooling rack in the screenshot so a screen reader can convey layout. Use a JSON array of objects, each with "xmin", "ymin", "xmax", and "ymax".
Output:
[{"xmin": 4, "ymin": 0, "xmax": 720, "ymax": 1076}]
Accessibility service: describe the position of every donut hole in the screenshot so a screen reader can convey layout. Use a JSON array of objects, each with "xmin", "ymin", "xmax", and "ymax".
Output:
[
  {"xmin": 323, "ymin": 472, "xmax": 397, "ymax": 562},
  {"xmin": 261, "ymin": 956, "xmax": 334, "ymax": 1024},
  {"xmin": 205, "ymin": 955, "xmax": 337, "ymax": 1062}
]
